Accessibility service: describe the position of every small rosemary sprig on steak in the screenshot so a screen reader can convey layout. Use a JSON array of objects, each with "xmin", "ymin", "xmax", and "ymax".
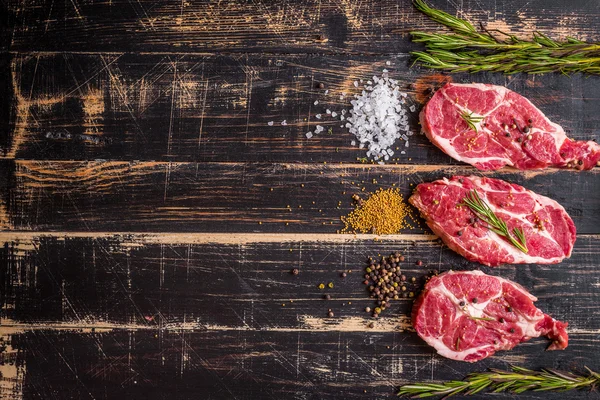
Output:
[
  {"xmin": 398, "ymin": 366, "xmax": 600, "ymax": 398},
  {"xmin": 460, "ymin": 111, "xmax": 484, "ymax": 132},
  {"xmin": 461, "ymin": 190, "xmax": 528, "ymax": 254},
  {"xmin": 411, "ymin": 0, "xmax": 600, "ymax": 75}
]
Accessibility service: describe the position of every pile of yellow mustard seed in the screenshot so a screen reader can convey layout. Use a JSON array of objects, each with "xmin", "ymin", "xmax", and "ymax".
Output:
[{"xmin": 341, "ymin": 188, "xmax": 416, "ymax": 234}]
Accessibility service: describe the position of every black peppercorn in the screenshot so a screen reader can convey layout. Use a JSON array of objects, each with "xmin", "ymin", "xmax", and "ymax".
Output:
[
  {"xmin": 509, "ymin": 328, "xmax": 515, "ymax": 333},
  {"xmin": 523, "ymin": 126, "xmax": 530, "ymax": 133},
  {"xmin": 459, "ymin": 301, "xmax": 465, "ymax": 307},
  {"xmin": 472, "ymin": 298, "xmax": 478, "ymax": 303},
  {"xmin": 291, "ymin": 268, "xmax": 299, "ymax": 275}
]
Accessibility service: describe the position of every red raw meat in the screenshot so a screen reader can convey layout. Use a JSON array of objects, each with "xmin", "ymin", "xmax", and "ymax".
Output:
[
  {"xmin": 408, "ymin": 176, "xmax": 576, "ymax": 266},
  {"xmin": 421, "ymin": 83, "xmax": 600, "ymax": 170},
  {"xmin": 412, "ymin": 270, "xmax": 568, "ymax": 362}
]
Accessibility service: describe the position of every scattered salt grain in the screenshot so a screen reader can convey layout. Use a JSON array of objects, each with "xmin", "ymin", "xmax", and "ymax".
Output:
[
  {"xmin": 326, "ymin": 109, "xmax": 331, "ymax": 114},
  {"xmin": 267, "ymin": 121, "xmax": 274, "ymax": 126},
  {"xmin": 354, "ymin": 81, "xmax": 359, "ymax": 87},
  {"xmin": 340, "ymin": 115, "xmax": 345, "ymax": 121},
  {"xmin": 315, "ymin": 125, "xmax": 324, "ymax": 133},
  {"xmin": 314, "ymin": 100, "xmax": 319, "ymax": 105},
  {"xmin": 409, "ymin": 105, "xmax": 416, "ymax": 112},
  {"xmin": 306, "ymin": 132, "xmax": 313, "ymax": 138},
  {"xmin": 331, "ymin": 112, "xmax": 338, "ymax": 118},
  {"xmin": 324, "ymin": 90, "xmax": 329, "ymax": 94},
  {"xmin": 341, "ymin": 109, "xmax": 347, "ymax": 115},
  {"xmin": 401, "ymin": 150, "xmax": 406, "ymax": 155},
  {"xmin": 316, "ymin": 114, "xmax": 322, "ymax": 119},
  {"xmin": 351, "ymin": 140, "xmax": 356, "ymax": 146},
  {"xmin": 281, "ymin": 120, "xmax": 287, "ymax": 126},
  {"xmin": 386, "ymin": 61, "xmax": 391, "ymax": 66}
]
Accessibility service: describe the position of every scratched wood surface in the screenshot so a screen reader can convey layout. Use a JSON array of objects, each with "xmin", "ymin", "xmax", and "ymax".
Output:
[{"xmin": 3, "ymin": 0, "xmax": 600, "ymax": 398}]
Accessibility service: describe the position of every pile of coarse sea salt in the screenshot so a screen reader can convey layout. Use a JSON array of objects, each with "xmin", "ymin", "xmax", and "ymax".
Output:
[{"xmin": 346, "ymin": 70, "xmax": 412, "ymax": 163}]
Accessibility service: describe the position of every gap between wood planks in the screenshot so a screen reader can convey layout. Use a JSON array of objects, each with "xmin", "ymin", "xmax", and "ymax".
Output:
[{"xmin": 2, "ymin": 232, "xmax": 600, "ymax": 244}]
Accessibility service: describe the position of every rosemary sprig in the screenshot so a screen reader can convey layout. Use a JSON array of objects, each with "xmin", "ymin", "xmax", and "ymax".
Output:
[
  {"xmin": 461, "ymin": 190, "xmax": 528, "ymax": 254},
  {"xmin": 411, "ymin": 0, "xmax": 600, "ymax": 75},
  {"xmin": 398, "ymin": 366, "xmax": 600, "ymax": 398},
  {"xmin": 460, "ymin": 111, "xmax": 483, "ymax": 132}
]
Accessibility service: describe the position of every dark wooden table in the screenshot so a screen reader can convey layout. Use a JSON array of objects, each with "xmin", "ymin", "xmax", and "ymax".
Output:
[{"xmin": 2, "ymin": 0, "xmax": 600, "ymax": 398}]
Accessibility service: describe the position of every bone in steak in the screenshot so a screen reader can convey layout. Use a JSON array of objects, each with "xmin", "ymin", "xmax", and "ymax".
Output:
[
  {"xmin": 409, "ymin": 176, "xmax": 576, "ymax": 266},
  {"xmin": 412, "ymin": 270, "xmax": 568, "ymax": 362},
  {"xmin": 421, "ymin": 83, "xmax": 600, "ymax": 170}
]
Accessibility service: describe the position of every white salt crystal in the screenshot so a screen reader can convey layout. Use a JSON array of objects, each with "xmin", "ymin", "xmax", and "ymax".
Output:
[
  {"xmin": 331, "ymin": 112, "xmax": 338, "ymax": 118},
  {"xmin": 351, "ymin": 140, "xmax": 356, "ymax": 146},
  {"xmin": 340, "ymin": 115, "xmax": 345, "ymax": 121},
  {"xmin": 315, "ymin": 114, "xmax": 322, "ymax": 119},
  {"xmin": 281, "ymin": 120, "xmax": 287, "ymax": 126},
  {"xmin": 315, "ymin": 125, "xmax": 324, "ymax": 133},
  {"xmin": 382, "ymin": 69, "xmax": 388, "ymax": 73},
  {"xmin": 386, "ymin": 61, "xmax": 391, "ymax": 66},
  {"xmin": 354, "ymin": 81, "xmax": 359, "ymax": 87},
  {"xmin": 341, "ymin": 109, "xmax": 347, "ymax": 115},
  {"xmin": 405, "ymin": 141, "xmax": 409, "ymax": 147},
  {"xmin": 326, "ymin": 109, "xmax": 331, "ymax": 114},
  {"xmin": 324, "ymin": 90, "xmax": 329, "ymax": 94},
  {"xmin": 401, "ymin": 150, "xmax": 406, "ymax": 154},
  {"xmin": 314, "ymin": 100, "xmax": 319, "ymax": 105},
  {"xmin": 409, "ymin": 105, "xmax": 416, "ymax": 112},
  {"xmin": 306, "ymin": 132, "xmax": 313, "ymax": 138},
  {"xmin": 267, "ymin": 121, "xmax": 274, "ymax": 126}
]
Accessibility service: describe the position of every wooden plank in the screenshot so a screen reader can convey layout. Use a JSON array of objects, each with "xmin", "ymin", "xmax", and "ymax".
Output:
[
  {"xmin": 2, "ymin": 329, "xmax": 600, "ymax": 399},
  {"xmin": 6, "ymin": 0, "xmax": 600, "ymax": 54},
  {"xmin": 4, "ymin": 53, "xmax": 600, "ymax": 162},
  {"xmin": 1, "ymin": 160, "xmax": 599, "ymax": 233},
  {"xmin": 1, "ymin": 234, "xmax": 599, "ymax": 330}
]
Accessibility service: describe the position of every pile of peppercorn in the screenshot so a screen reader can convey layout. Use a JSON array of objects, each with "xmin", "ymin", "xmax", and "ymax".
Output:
[{"xmin": 363, "ymin": 252, "xmax": 419, "ymax": 317}]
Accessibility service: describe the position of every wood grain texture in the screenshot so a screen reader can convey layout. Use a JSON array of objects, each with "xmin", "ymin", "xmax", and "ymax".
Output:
[
  {"xmin": 1, "ymin": 160, "xmax": 599, "ymax": 233},
  {"xmin": 6, "ymin": 0, "xmax": 600, "ymax": 54},
  {"xmin": 1, "ymin": 234, "xmax": 600, "ymax": 399},
  {"xmin": 4, "ymin": 0, "xmax": 600, "ymax": 398},
  {"xmin": 1, "ymin": 233, "xmax": 599, "ymax": 329},
  {"xmin": 4, "ymin": 53, "xmax": 600, "ymax": 161}
]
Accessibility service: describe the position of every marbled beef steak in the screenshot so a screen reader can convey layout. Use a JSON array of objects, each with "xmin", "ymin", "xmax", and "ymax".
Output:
[
  {"xmin": 409, "ymin": 176, "xmax": 576, "ymax": 266},
  {"xmin": 421, "ymin": 83, "xmax": 600, "ymax": 170},
  {"xmin": 412, "ymin": 270, "xmax": 568, "ymax": 362}
]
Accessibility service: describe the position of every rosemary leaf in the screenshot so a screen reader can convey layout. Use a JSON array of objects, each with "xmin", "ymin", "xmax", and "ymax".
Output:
[
  {"xmin": 411, "ymin": 0, "xmax": 600, "ymax": 75},
  {"xmin": 398, "ymin": 366, "xmax": 600, "ymax": 397},
  {"xmin": 461, "ymin": 190, "xmax": 528, "ymax": 253}
]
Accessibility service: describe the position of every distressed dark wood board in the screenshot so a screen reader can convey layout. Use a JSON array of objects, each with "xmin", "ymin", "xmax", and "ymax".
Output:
[
  {"xmin": 1, "ymin": 234, "xmax": 598, "ymax": 330},
  {"xmin": 5, "ymin": 0, "xmax": 600, "ymax": 54},
  {"xmin": 1, "ymin": 160, "xmax": 598, "ymax": 233},
  {"xmin": 4, "ymin": 53, "xmax": 600, "ymax": 162},
  {"xmin": 2, "ymin": 329, "xmax": 600, "ymax": 400}
]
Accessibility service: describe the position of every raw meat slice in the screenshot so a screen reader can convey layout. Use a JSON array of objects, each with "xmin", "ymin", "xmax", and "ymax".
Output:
[
  {"xmin": 408, "ymin": 175, "xmax": 576, "ymax": 266},
  {"xmin": 412, "ymin": 270, "xmax": 568, "ymax": 362},
  {"xmin": 421, "ymin": 82, "xmax": 600, "ymax": 170}
]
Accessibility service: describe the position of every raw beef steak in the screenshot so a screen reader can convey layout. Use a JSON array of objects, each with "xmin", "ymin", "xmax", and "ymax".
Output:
[
  {"xmin": 421, "ymin": 83, "xmax": 600, "ymax": 170},
  {"xmin": 412, "ymin": 270, "xmax": 568, "ymax": 362},
  {"xmin": 409, "ymin": 176, "xmax": 575, "ymax": 266}
]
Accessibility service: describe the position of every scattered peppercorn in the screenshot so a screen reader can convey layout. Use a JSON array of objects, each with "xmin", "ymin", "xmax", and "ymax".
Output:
[
  {"xmin": 416, "ymin": 260, "xmax": 423, "ymax": 266},
  {"xmin": 523, "ymin": 126, "xmax": 530, "ymax": 134},
  {"xmin": 317, "ymin": 82, "xmax": 325, "ymax": 89},
  {"xmin": 459, "ymin": 301, "xmax": 465, "ymax": 307},
  {"xmin": 341, "ymin": 272, "xmax": 347, "ymax": 278},
  {"xmin": 328, "ymin": 311, "xmax": 334, "ymax": 317},
  {"xmin": 324, "ymin": 294, "xmax": 331, "ymax": 300},
  {"xmin": 291, "ymin": 268, "xmax": 299, "ymax": 275},
  {"xmin": 509, "ymin": 328, "xmax": 515, "ymax": 333},
  {"xmin": 472, "ymin": 298, "xmax": 478, "ymax": 303}
]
